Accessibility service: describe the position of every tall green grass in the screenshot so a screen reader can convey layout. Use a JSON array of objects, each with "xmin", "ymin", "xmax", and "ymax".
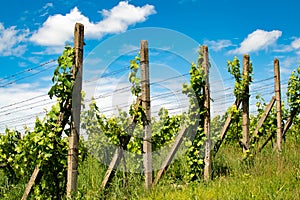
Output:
[
  {"xmin": 77, "ymin": 136, "xmax": 299, "ymax": 200},
  {"xmin": 144, "ymin": 137, "xmax": 300, "ymax": 200},
  {"xmin": 0, "ymin": 172, "xmax": 26, "ymax": 199}
]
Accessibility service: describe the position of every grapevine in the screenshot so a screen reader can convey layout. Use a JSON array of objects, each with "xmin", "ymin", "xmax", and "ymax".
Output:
[
  {"xmin": 0, "ymin": 46, "xmax": 87, "ymax": 199},
  {"xmin": 225, "ymin": 56, "xmax": 253, "ymax": 145},
  {"xmin": 182, "ymin": 48, "xmax": 206, "ymax": 181},
  {"xmin": 81, "ymin": 53, "xmax": 183, "ymax": 173},
  {"xmin": 227, "ymin": 56, "xmax": 253, "ymax": 100}
]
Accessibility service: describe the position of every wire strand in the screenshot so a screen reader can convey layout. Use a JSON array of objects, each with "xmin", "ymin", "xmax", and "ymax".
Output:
[{"xmin": 0, "ymin": 59, "xmax": 56, "ymax": 82}]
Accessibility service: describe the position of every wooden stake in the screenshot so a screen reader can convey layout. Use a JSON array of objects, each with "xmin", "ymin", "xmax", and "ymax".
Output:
[
  {"xmin": 101, "ymin": 98, "xmax": 141, "ymax": 189},
  {"xmin": 242, "ymin": 54, "xmax": 250, "ymax": 152},
  {"xmin": 259, "ymin": 109, "xmax": 296, "ymax": 153},
  {"xmin": 252, "ymin": 96, "xmax": 276, "ymax": 142},
  {"xmin": 67, "ymin": 23, "xmax": 84, "ymax": 198},
  {"xmin": 101, "ymin": 147, "xmax": 125, "ymax": 188},
  {"xmin": 21, "ymin": 166, "xmax": 40, "ymax": 200},
  {"xmin": 140, "ymin": 40, "xmax": 152, "ymax": 190},
  {"xmin": 274, "ymin": 59, "xmax": 282, "ymax": 153},
  {"xmin": 152, "ymin": 126, "xmax": 187, "ymax": 187},
  {"xmin": 202, "ymin": 46, "xmax": 211, "ymax": 181},
  {"xmin": 214, "ymin": 99, "xmax": 241, "ymax": 155},
  {"xmin": 283, "ymin": 109, "xmax": 297, "ymax": 137}
]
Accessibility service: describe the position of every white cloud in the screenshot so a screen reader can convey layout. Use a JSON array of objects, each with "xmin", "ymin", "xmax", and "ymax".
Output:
[
  {"xmin": 281, "ymin": 56, "xmax": 297, "ymax": 68},
  {"xmin": 98, "ymin": 2, "xmax": 156, "ymax": 34},
  {"xmin": 43, "ymin": 2, "xmax": 53, "ymax": 9},
  {"xmin": 18, "ymin": 62, "xmax": 28, "ymax": 67},
  {"xmin": 40, "ymin": 75, "xmax": 53, "ymax": 81},
  {"xmin": 119, "ymin": 44, "xmax": 139, "ymax": 54},
  {"xmin": 27, "ymin": 56, "xmax": 41, "ymax": 64},
  {"xmin": 39, "ymin": 2, "xmax": 54, "ymax": 17},
  {"xmin": 280, "ymin": 67, "xmax": 293, "ymax": 75},
  {"xmin": 291, "ymin": 38, "xmax": 300, "ymax": 49},
  {"xmin": 30, "ymin": 7, "xmax": 90, "ymax": 46},
  {"xmin": 273, "ymin": 44, "xmax": 293, "ymax": 53},
  {"xmin": 0, "ymin": 23, "xmax": 29, "ymax": 56},
  {"xmin": 84, "ymin": 58, "xmax": 102, "ymax": 66},
  {"xmin": 30, "ymin": 2, "xmax": 156, "ymax": 47},
  {"xmin": 204, "ymin": 39, "xmax": 233, "ymax": 52},
  {"xmin": 229, "ymin": 29, "xmax": 282, "ymax": 55},
  {"xmin": 32, "ymin": 46, "xmax": 66, "ymax": 55},
  {"xmin": 0, "ymin": 83, "xmax": 55, "ymax": 133},
  {"xmin": 273, "ymin": 38, "xmax": 300, "ymax": 53}
]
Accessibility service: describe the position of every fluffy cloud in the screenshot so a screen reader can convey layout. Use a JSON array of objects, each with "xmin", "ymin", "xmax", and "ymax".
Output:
[
  {"xmin": 229, "ymin": 29, "xmax": 282, "ymax": 54},
  {"xmin": 203, "ymin": 39, "xmax": 233, "ymax": 52},
  {"xmin": 0, "ymin": 23, "xmax": 29, "ymax": 56},
  {"xmin": 291, "ymin": 38, "xmax": 300, "ymax": 49},
  {"xmin": 273, "ymin": 37, "xmax": 300, "ymax": 53},
  {"xmin": 30, "ymin": 1, "xmax": 156, "ymax": 46},
  {"xmin": 273, "ymin": 44, "xmax": 293, "ymax": 53}
]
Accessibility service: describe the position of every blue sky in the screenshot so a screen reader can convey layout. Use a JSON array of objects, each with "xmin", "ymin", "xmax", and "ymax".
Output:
[{"xmin": 0, "ymin": 0, "xmax": 300, "ymax": 131}]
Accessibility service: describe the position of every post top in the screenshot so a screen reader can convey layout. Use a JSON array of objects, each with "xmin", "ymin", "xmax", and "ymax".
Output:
[
  {"xmin": 140, "ymin": 40, "xmax": 149, "ymax": 62},
  {"xmin": 75, "ymin": 22, "xmax": 84, "ymax": 27},
  {"xmin": 243, "ymin": 54, "xmax": 250, "ymax": 59}
]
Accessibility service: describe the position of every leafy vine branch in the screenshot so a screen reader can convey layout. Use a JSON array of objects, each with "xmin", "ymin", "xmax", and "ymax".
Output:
[
  {"xmin": 129, "ymin": 54, "xmax": 142, "ymax": 97},
  {"xmin": 227, "ymin": 56, "xmax": 253, "ymax": 100},
  {"xmin": 287, "ymin": 63, "xmax": 300, "ymax": 114},
  {"xmin": 182, "ymin": 47, "xmax": 207, "ymax": 181}
]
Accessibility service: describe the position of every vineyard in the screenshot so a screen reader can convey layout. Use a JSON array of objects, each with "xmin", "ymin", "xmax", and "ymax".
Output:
[{"xmin": 0, "ymin": 24, "xmax": 299, "ymax": 199}]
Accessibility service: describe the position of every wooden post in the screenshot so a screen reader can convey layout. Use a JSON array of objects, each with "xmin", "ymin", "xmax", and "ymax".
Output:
[
  {"xmin": 140, "ymin": 40, "xmax": 152, "ymax": 190},
  {"xmin": 274, "ymin": 59, "xmax": 282, "ymax": 153},
  {"xmin": 242, "ymin": 54, "xmax": 250, "ymax": 152},
  {"xmin": 67, "ymin": 23, "xmax": 84, "ymax": 198},
  {"xmin": 202, "ymin": 46, "xmax": 211, "ymax": 181}
]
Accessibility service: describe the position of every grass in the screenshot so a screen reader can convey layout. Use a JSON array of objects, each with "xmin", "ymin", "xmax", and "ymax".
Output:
[
  {"xmin": 0, "ymin": 136, "xmax": 299, "ymax": 199},
  {"xmin": 0, "ymin": 172, "xmax": 26, "ymax": 199},
  {"xmin": 143, "ymin": 137, "xmax": 300, "ymax": 200},
  {"xmin": 77, "ymin": 136, "xmax": 300, "ymax": 200}
]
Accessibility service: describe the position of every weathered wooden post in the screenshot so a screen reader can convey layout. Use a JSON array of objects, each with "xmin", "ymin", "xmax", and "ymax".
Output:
[
  {"xmin": 67, "ymin": 23, "xmax": 84, "ymax": 198},
  {"xmin": 242, "ymin": 54, "xmax": 250, "ymax": 152},
  {"xmin": 140, "ymin": 40, "xmax": 152, "ymax": 190},
  {"xmin": 274, "ymin": 58, "xmax": 282, "ymax": 152},
  {"xmin": 202, "ymin": 46, "xmax": 211, "ymax": 181}
]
